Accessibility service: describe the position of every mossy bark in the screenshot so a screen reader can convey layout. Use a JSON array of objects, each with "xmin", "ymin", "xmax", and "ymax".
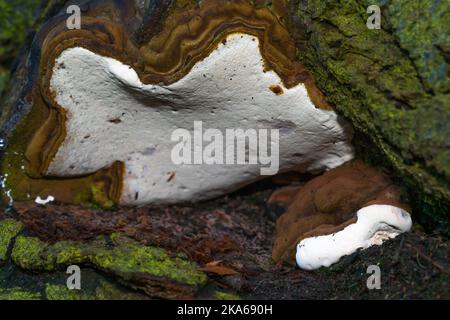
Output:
[
  {"xmin": 9, "ymin": 232, "xmax": 207, "ymax": 299},
  {"xmin": 0, "ymin": 287, "xmax": 41, "ymax": 300},
  {"xmin": 287, "ymin": 0, "xmax": 450, "ymax": 233}
]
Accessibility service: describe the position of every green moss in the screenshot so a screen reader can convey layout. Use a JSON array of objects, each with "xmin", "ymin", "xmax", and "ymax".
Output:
[
  {"xmin": 45, "ymin": 284, "xmax": 81, "ymax": 300},
  {"xmin": 0, "ymin": 114, "xmax": 117, "ymax": 208},
  {"xmin": 212, "ymin": 291, "xmax": 241, "ymax": 300},
  {"xmin": 0, "ymin": 219, "xmax": 23, "ymax": 262},
  {"xmin": 93, "ymin": 280, "xmax": 147, "ymax": 300},
  {"xmin": 385, "ymin": 0, "xmax": 449, "ymax": 94},
  {"xmin": 0, "ymin": 287, "xmax": 41, "ymax": 300},
  {"xmin": 0, "ymin": 0, "xmax": 40, "ymax": 65},
  {"xmin": 10, "ymin": 233, "xmax": 207, "ymax": 290}
]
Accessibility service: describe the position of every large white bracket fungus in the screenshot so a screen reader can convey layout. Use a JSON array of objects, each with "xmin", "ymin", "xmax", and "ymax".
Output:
[
  {"xmin": 48, "ymin": 33, "xmax": 354, "ymax": 205},
  {"xmin": 296, "ymin": 204, "xmax": 412, "ymax": 270}
]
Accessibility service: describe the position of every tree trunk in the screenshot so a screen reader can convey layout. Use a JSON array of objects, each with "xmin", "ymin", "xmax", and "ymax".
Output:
[{"xmin": 286, "ymin": 0, "xmax": 449, "ymax": 233}]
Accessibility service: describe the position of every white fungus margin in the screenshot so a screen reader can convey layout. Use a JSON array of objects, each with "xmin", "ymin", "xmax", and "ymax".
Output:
[{"xmin": 296, "ymin": 204, "xmax": 413, "ymax": 270}]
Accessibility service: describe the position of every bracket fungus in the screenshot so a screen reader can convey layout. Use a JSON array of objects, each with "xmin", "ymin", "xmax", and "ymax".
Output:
[
  {"xmin": 0, "ymin": 0, "xmax": 354, "ymax": 207},
  {"xmin": 296, "ymin": 204, "xmax": 412, "ymax": 270},
  {"xmin": 272, "ymin": 160, "xmax": 412, "ymax": 269}
]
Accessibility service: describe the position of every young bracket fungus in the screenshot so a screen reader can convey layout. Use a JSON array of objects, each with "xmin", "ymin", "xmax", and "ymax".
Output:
[
  {"xmin": 272, "ymin": 160, "xmax": 412, "ymax": 269},
  {"xmin": 296, "ymin": 204, "xmax": 412, "ymax": 270},
  {"xmin": 0, "ymin": 0, "xmax": 354, "ymax": 207}
]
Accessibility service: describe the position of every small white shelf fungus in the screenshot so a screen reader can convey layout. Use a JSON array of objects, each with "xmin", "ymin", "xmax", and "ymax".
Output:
[
  {"xmin": 296, "ymin": 204, "xmax": 412, "ymax": 270},
  {"xmin": 48, "ymin": 33, "xmax": 354, "ymax": 205},
  {"xmin": 35, "ymin": 195, "xmax": 55, "ymax": 205}
]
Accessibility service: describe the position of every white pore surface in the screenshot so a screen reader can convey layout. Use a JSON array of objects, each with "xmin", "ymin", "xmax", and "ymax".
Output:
[
  {"xmin": 296, "ymin": 205, "xmax": 413, "ymax": 270},
  {"xmin": 48, "ymin": 33, "xmax": 354, "ymax": 205}
]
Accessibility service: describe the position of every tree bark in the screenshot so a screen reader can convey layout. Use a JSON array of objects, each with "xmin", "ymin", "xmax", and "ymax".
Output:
[{"xmin": 286, "ymin": 0, "xmax": 449, "ymax": 233}]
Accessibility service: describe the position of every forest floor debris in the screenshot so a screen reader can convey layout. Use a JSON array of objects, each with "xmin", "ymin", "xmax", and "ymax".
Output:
[{"xmin": 1, "ymin": 180, "xmax": 449, "ymax": 299}]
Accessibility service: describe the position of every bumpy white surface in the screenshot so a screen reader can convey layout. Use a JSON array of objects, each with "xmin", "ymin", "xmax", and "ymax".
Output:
[
  {"xmin": 296, "ymin": 205, "xmax": 413, "ymax": 270},
  {"xmin": 48, "ymin": 33, "xmax": 354, "ymax": 205}
]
